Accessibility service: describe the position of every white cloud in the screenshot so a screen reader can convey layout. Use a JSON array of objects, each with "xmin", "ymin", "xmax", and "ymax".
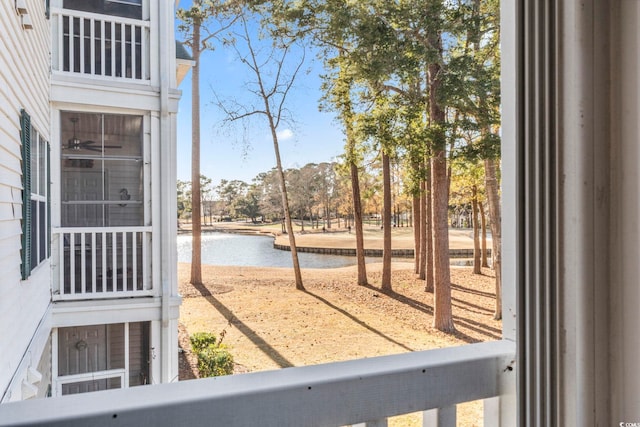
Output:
[{"xmin": 277, "ymin": 129, "xmax": 294, "ymax": 140}]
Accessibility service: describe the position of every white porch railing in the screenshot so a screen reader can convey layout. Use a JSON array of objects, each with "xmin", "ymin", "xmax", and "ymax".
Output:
[
  {"xmin": 52, "ymin": 227, "xmax": 153, "ymax": 301},
  {"xmin": 0, "ymin": 341, "xmax": 515, "ymax": 426},
  {"xmin": 51, "ymin": 8, "xmax": 150, "ymax": 82}
]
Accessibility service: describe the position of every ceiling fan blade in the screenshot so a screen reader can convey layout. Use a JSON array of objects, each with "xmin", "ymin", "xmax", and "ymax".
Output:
[{"xmin": 102, "ymin": 145, "xmax": 123, "ymax": 149}]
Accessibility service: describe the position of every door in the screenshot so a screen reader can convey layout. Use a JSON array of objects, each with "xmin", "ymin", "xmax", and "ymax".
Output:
[{"xmin": 56, "ymin": 324, "xmax": 125, "ymax": 395}]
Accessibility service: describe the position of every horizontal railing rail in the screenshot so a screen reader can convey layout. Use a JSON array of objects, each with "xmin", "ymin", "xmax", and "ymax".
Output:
[
  {"xmin": 0, "ymin": 340, "xmax": 515, "ymax": 427},
  {"xmin": 51, "ymin": 8, "xmax": 150, "ymax": 82},
  {"xmin": 52, "ymin": 227, "xmax": 153, "ymax": 300}
]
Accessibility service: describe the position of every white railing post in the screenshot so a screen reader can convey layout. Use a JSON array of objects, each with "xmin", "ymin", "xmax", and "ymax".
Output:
[{"xmin": 423, "ymin": 405, "xmax": 456, "ymax": 427}]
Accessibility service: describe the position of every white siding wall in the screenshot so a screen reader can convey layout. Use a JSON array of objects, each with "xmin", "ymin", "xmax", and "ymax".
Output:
[{"xmin": 0, "ymin": 0, "xmax": 53, "ymax": 401}]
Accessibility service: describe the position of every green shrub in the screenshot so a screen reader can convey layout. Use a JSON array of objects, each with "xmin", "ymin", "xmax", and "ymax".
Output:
[
  {"xmin": 190, "ymin": 331, "xmax": 234, "ymax": 377},
  {"xmin": 197, "ymin": 346, "xmax": 234, "ymax": 377},
  {"xmin": 190, "ymin": 332, "xmax": 218, "ymax": 353}
]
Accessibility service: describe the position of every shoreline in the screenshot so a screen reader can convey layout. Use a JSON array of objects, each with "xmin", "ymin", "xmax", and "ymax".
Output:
[{"xmin": 177, "ymin": 223, "xmax": 490, "ymax": 259}]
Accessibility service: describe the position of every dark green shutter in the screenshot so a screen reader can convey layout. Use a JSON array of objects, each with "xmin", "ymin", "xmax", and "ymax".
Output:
[
  {"xmin": 20, "ymin": 109, "xmax": 32, "ymax": 280},
  {"xmin": 47, "ymin": 142, "xmax": 51, "ymax": 258}
]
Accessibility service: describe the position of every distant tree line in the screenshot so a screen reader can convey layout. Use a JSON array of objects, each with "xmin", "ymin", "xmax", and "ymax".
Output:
[{"xmin": 178, "ymin": 158, "xmax": 492, "ymax": 234}]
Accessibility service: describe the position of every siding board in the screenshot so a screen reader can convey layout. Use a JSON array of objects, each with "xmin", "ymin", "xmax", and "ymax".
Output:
[{"xmin": 0, "ymin": 0, "xmax": 53, "ymax": 399}]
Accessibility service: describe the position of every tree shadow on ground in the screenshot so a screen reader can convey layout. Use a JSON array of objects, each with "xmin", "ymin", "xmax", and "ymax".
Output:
[
  {"xmin": 360, "ymin": 283, "xmax": 502, "ymax": 343},
  {"xmin": 302, "ymin": 290, "xmax": 414, "ymax": 352},
  {"xmin": 190, "ymin": 281, "xmax": 294, "ymax": 369}
]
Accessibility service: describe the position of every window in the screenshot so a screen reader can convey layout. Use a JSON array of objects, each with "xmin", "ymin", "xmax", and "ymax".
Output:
[
  {"xmin": 60, "ymin": 112, "xmax": 144, "ymax": 228},
  {"xmin": 20, "ymin": 109, "xmax": 50, "ymax": 280}
]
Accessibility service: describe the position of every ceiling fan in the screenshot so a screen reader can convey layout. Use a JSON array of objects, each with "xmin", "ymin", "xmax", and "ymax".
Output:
[{"xmin": 66, "ymin": 118, "xmax": 122, "ymax": 152}]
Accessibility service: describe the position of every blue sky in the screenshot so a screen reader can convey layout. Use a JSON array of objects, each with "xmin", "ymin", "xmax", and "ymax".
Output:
[{"xmin": 174, "ymin": 1, "xmax": 346, "ymax": 185}]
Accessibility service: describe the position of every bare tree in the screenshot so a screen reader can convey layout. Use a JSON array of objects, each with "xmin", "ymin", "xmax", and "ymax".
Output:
[{"xmin": 216, "ymin": 16, "xmax": 306, "ymax": 290}]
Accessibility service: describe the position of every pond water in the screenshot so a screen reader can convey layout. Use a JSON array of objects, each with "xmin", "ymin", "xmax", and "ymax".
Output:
[{"xmin": 177, "ymin": 232, "xmax": 364, "ymax": 269}]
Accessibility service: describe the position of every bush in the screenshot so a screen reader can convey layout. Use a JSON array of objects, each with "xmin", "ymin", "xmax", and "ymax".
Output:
[
  {"xmin": 190, "ymin": 332, "xmax": 218, "ymax": 353},
  {"xmin": 190, "ymin": 331, "xmax": 234, "ymax": 377},
  {"xmin": 197, "ymin": 346, "xmax": 235, "ymax": 377}
]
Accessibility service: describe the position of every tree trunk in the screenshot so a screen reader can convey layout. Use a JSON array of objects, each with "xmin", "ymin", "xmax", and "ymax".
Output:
[
  {"xmin": 351, "ymin": 161, "xmax": 368, "ymax": 285},
  {"xmin": 381, "ymin": 151, "xmax": 392, "ymax": 291},
  {"xmin": 484, "ymin": 157, "xmax": 502, "ymax": 319},
  {"xmin": 430, "ymin": 51, "xmax": 455, "ymax": 332},
  {"xmin": 425, "ymin": 162, "xmax": 434, "ymax": 292},
  {"xmin": 190, "ymin": 20, "xmax": 202, "ymax": 286},
  {"xmin": 413, "ymin": 192, "xmax": 421, "ymax": 275},
  {"xmin": 472, "ymin": 186, "xmax": 482, "ymax": 274},
  {"xmin": 267, "ymin": 119, "xmax": 303, "ymax": 290},
  {"xmin": 432, "ymin": 152, "xmax": 454, "ymax": 331},
  {"xmin": 419, "ymin": 176, "xmax": 427, "ymax": 280},
  {"xmin": 480, "ymin": 201, "xmax": 489, "ymax": 267},
  {"xmin": 418, "ymin": 179, "xmax": 429, "ymax": 280}
]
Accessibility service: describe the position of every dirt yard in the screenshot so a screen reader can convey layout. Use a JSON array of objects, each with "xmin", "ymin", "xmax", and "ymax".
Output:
[{"xmin": 177, "ymin": 260, "xmax": 501, "ymax": 427}]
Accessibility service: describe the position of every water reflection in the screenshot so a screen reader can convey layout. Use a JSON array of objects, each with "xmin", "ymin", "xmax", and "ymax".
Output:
[{"xmin": 177, "ymin": 233, "xmax": 362, "ymax": 269}]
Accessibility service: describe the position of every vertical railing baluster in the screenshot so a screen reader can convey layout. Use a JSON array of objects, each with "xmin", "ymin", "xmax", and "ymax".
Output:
[
  {"xmin": 132, "ymin": 231, "xmax": 138, "ymax": 291},
  {"xmin": 79, "ymin": 16, "xmax": 84, "ymax": 74},
  {"xmin": 111, "ymin": 21, "xmax": 116, "ymax": 77},
  {"xmin": 141, "ymin": 25, "xmax": 147, "ymax": 80},
  {"xmin": 68, "ymin": 16, "xmax": 74, "ymax": 73},
  {"xmin": 90, "ymin": 18, "xmax": 95, "ymax": 75},
  {"xmin": 58, "ymin": 232, "xmax": 65, "ymax": 296},
  {"xmin": 123, "ymin": 231, "xmax": 128, "ymax": 291},
  {"xmin": 100, "ymin": 18, "xmax": 105, "ymax": 76},
  {"xmin": 57, "ymin": 13, "xmax": 63, "ymax": 72},
  {"xmin": 112, "ymin": 231, "xmax": 118, "ymax": 292},
  {"xmin": 91, "ymin": 231, "xmax": 97, "ymax": 294},
  {"xmin": 80, "ymin": 232, "xmax": 86, "ymax": 294},
  {"xmin": 120, "ymin": 23, "xmax": 126, "ymax": 78},
  {"xmin": 353, "ymin": 420, "xmax": 388, "ymax": 427},
  {"xmin": 483, "ymin": 396, "xmax": 501, "ymax": 426},
  {"xmin": 69, "ymin": 233, "xmax": 75, "ymax": 295},
  {"xmin": 423, "ymin": 406, "xmax": 456, "ymax": 427},
  {"xmin": 143, "ymin": 230, "xmax": 148, "ymax": 291},
  {"xmin": 102, "ymin": 230, "xmax": 107, "ymax": 292},
  {"xmin": 131, "ymin": 24, "xmax": 136, "ymax": 80}
]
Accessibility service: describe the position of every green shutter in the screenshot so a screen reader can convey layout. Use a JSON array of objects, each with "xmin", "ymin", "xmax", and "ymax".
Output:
[
  {"xmin": 47, "ymin": 142, "xmax": 51, "ymax": 258},
  {"xmin": 20, "ymin": 109, "xmax": 32, "ymax": 280}
]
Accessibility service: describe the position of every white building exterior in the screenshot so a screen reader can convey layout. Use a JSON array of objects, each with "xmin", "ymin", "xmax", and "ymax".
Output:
[{"xmin": 0, "ymin": 0, "xmax": 187, "ymax": 402}]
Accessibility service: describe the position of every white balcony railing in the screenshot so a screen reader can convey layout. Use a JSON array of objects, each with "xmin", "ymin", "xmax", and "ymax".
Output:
[
  {"xmin": 52, "ymin": 227, "xmax": 153, "ymax": 301},
  {"xmin": 0, "ymin": 341, "xmax": 515, "ymax": 426},
  {"xmin": 51, "ymin": 8, "xmax": 150, "ymax": 82}
]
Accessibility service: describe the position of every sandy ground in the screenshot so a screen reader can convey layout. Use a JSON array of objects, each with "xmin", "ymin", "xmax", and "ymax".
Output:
[{"xmin": 177, "ymin": 257, "xmax": 500, "ymax": 426}]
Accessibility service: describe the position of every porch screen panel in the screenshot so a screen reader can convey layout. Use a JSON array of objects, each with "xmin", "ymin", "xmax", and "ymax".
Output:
[{"xmin": 61, "ymin": 112, "xmax": 143, "ymax": 228}]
